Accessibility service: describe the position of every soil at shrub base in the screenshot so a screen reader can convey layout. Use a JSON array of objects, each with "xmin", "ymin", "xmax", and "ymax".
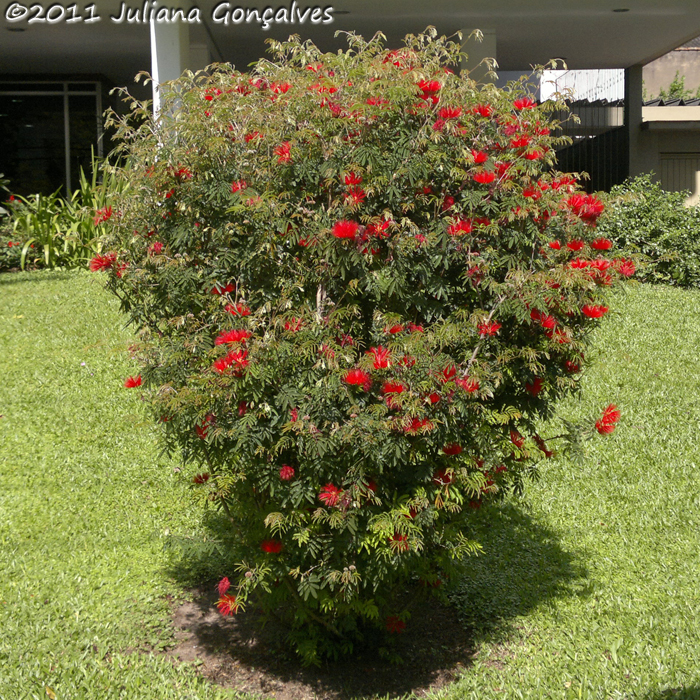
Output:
[{"xmin": 167, "ymin": 586, "xmax": 476, "ymax": 699}]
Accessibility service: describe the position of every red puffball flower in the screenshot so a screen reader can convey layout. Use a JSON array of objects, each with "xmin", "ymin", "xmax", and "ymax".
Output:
[
  {"xmin": 478, "ymin": 320, "xmax": 501, "ymax": 337},
  {"xmin": 428, "ymin": 392, "xmax": 441, "ymax": 404},
  {"xmin": 211, "ymin": 282, "xmax": 235, "ymax": 295},
  {"xmin": 215, "ymin": 329, "xmax": 251, "ymax": 345},
  {"xmin": 524, "ymin": 150, "xmax": 543, "ymax": 161},
  {"xmin": 345, "ymin": 368, "xmax": 371, "ymax": 390},
  {"xmin": 448, "ymin": 219, "xmax": 473, "ymax": 236},
  {"xmin": 279, "ymin": 465, "xmax": 295, "ymax": 481},
  {"xmin": 218, "ymin": 577, "xmax": 231, "ymax": 597},
  {"xmin": 614, "ymin": 259, "xmax": 636, "ymax": 277},
  {"xmin": 193, "ymin": 473, "xmax": 210, "ymax": 484},
  {"xmin": 332, "ymin": 220, "xmax": 360, "ymax": 239},
  {"xmin": 596, "ymin": 404, "xmax": 621, "ymax": 434},
  {"xmin": 525, "ymin": 376, "xmax": 544, "ymax": 397},
  {"xmin": 442, "ymin": 443, "xmax": 463, "ymax": 456},
  {"xmin": 510, "ymin": 429, "xmax": 525, "ymax": 448},
  {"xmin": 274, "ymin": 142, "xmax": 291, "ymax": 163},
  {"xmin": 284, "ymin": 317, "xmax": 303, "ymax": 332},
  {"xmin": 226, "ymin": 303, "xmax": 251, "ymax": 317},
  {"xmin": 564, "ymin": 360, "xmax": 582, "ymax": 373},
  {"xmin": 216, "ymin": 594, "xmax": 239, "ymax": 616},
  {"xmin": 261, "ymin": 539, "xmax": 283, "ymax": 554},
  {"xmin": 148, "ymin": 241, "xmax": 163, "ymax": 256},
  {"xmin": 473, "ymin": 171, "xmax": 496, "ymax": 185},
  {"xmin": 567, "ymin": 240, "xmax": 585, "ymax": 252},
  {"xmin": 344, "ymin": 172, "xmax": 362, "ymax": 186},
  {"xmin": 93, "ymin": 206, "xmax": 113, "ymax": 226},
  {"xmin": 473, "ymin": 104, "xmax": 493, "ymax": 118},
  {"xmin": 440, "ymin": 365, "xmax": 457, "ymax": 383},
  {"xmin": 533, "ymin": 434, "xmax": 554, "ymax": 459},
  {"xmin": 89, "ymin": 252, "xmax": 117, "ymax": 272},
  {"xmin": 432, "ymin": 468, "xmax": 453, "ymax": 486},
  {"xmin": 386, "ymin": 615, "xmax": 406, "ymax": 634},
  {"xmin": 513, "ymin": 96, "xmax": 537, "ymax": 110},
  {"xmin": 319, "ymin": 483, "xmax": 342, "ymax": 507},
  {"xmin": 439, "ymin": 106, "xmax": 462, "ymax": 120},
  {"xmin": 238, "ymin": 401, "xmax": 248, "ymax": 416},
  {"xmin": 124, "ymin": 375, "xmax": 142, "ymax": 388},
  {"xmin": 582, "ymin": 304, "xmax": 609, "ymax": 319},
  {"xmin": 231, "ymin": 180, "xmax": 247, "ymax": 193},
  {"xmin": 456, "ymin": 376, "xmax": 480, "ymax": 393},
  {"xmin": 368, "ymin": 346, "xmax": 391, "ymax": 369},
  {"xmin": 471, "ymin": 149, "xmax": 489, "ymax": 164},
  {"xmin": 591, "ymin": 238, "xmax": 613, "ymax": 251},
  {"xmin": 212, "ymin": 349, "xmax": 249, "ymax": 375},
  {"xmin": 442, "ymin": 195, "xmax": 455, "ymax": 211}
]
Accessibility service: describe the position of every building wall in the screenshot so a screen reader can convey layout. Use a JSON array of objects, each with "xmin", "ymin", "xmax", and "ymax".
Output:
[{"xmin": 643, "ymin": 48, "xmax": 700, "ymax": 98}]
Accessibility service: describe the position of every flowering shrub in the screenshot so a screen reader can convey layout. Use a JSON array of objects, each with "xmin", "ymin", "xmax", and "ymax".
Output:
[{"xmin": 100, "ymin": 29, "xmax": 628, "ymax": 664}]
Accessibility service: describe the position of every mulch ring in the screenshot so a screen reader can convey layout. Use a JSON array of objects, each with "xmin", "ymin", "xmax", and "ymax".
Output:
[{"xmin": 167, "ymin": 586, "xmax": 476, "ymax": 699}]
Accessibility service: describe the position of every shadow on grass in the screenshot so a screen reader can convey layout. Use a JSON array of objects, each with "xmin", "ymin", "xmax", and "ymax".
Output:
[
  {"xmin": 0, "ymin": 269, "xmax": 79, "ymax": 285},
  {"xmin": 161, "ymin": 500, "xmax": 587, "ymax": 700}
]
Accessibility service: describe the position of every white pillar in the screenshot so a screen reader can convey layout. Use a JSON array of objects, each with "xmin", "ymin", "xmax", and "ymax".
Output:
[
  {"xmin": 150, "ymin": 20, "xmax": 190, "ymax": 118},
  {"xmin": 461, "ymin": 29, "xmax": 497, "ymax": 82}
]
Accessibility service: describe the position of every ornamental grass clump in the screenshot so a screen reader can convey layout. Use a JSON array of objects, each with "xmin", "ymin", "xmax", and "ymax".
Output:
[{"xmin": 99, "ymin": 29, "xmax": 630, "ymax": 664}]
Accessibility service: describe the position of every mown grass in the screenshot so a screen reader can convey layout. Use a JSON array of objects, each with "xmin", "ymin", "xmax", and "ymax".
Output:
[{"xmin": 1, "ymin": 271, "xmax": 699, "ymax": 700}]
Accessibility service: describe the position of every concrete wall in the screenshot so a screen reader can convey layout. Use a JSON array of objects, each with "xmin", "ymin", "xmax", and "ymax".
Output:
[{"xmin": 643, "ymin": 49, "xmax": 700, "ymax": 99}]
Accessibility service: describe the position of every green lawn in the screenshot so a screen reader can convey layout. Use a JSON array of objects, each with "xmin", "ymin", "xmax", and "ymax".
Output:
[{"xmin": 1, "ymin": 271, "xmax": 699, "ymax": 700}]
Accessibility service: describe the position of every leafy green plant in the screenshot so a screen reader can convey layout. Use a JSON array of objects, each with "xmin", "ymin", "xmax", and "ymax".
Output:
[
  {"xmin": 597, "ymin": 174, "xmax": 700, "ymax": 287},
  {"xmin": 99, "ymin": 29, "xmax": 630, "ymax": 664},
  {"xmin": 7, "ymin": 156, "xmax": 127, "ymax": 270}
]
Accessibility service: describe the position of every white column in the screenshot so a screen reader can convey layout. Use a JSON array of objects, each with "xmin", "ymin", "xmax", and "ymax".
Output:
[
  {"xmin": 150, "ymin": 20, "xmax": 190, "ymax": 118},
  {"xmin": 461, "ymin": 29, "xmax": 497, "ymax": 82}
]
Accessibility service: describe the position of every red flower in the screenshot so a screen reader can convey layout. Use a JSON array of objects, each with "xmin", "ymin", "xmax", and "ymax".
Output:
[
  {"xmin": 448, "ymin": 219, "xmax": 473, "ymax": 236},
  {"xmin": 510, "ymin": 429, "xmax": 525, "ymax": 448},
  {"xmin": 591, "ymin": 238, "xmax": 613, "ymax": 251},
  {"xmin": 212, "ymin": 350, "xmax": 249, "ymax": 375},
  {"xmin": 344, "ymin": 368, "xmax": 371, "ymax": 390},
  {"xmin": 523, "ymin": 186, "xmax": 541, "ymax": 200},
  {"xmin": 284, "ymin": 317, "xmax": 303, "ymax": 332},
  {"xmin": 89, "ymin": 252, "xmax": 117, "ymax": 272},
  {"xmin": 456, "ymin": 376, "xmax": 480, "ymax": 392},
  {"xmin": 238, "ymin": 401, "xmax": 248, "ymax": 416},
  {"xmin": 570, "ymin": 258, "xmax": 590, "ymax": 269},
  {"xmin": 427, "ymin": 392, "xmax": 441, "ymax": 404},
  {"xmin": 218, "ymin": 577, "xmax": 230, "ymax": 597},
  {"xmin": 473, "ymin": 171, "xmax": 496, "ymax": 184},
  {"xmin": 124, "ymin": 375, "xmax": 142, "ymax": 388},
  {"xmin": 215, "ymin": 329, "xmax": 251, "ymax": 345},
  {"xmin": 564, "ymin": 360, "xmax": 581, "ymax": 373},
  {"xmin": 389, "ymin": 532, "xmax": 409, "ymax": 552},
  {"xmin": 226, "ymin": 303, "xmax": 251, "ymax": 317},
  {"xmin": 368, "ymin": 346, "xmax": 391, "ymax": 369},
  {"xmin": 441, "ymin": 195, "xmax": 455, "ymax": 211},
  {"xmin": 344, "ymin": 172, "xmax": 362, "ymax": 186},
  {"xmin": 93, "ymin": 206, "xmax": 113, "ymax": 226},
  {"xmin": 345, "ymin": 187, "xmax": 366, "ymax": 205},
  {"xmin": 524, "ymin": 150, "xmax": 543, "ymax": 161},
  {"xmin": 442, "ymin": 443, "xmax": 463, "ymax": 456},
  {"xmin": 196, "ymin": 413, "xmax": 215, "ymax": 439},
  {"xmin": 510, "ymin": 135, "xmax": 532, "ymax": 149},
  {"xmin": 231, "ymin": 180, "xmax": 247, "ymax": 193},
  {"xmin": 148, "ymin": 241, "xmax": 163, "ymax": 256},
  {"xmin": 582, "ymin": 304, "xmax": 609, "ymax": 318},
  {"xmin": 513, "ymin": 97, "xmax": 536, "ymax": 110},
  {"xmin": 614, "ymin": 259, "xmax": 636, "ymax": 277},
  {"xmin": 596, "ymin": 404, "xmax": 621, "ymax": 434},
  {"xmin": 440, "ymin": 365, "xmax": 457, "ymax": 383},
  {"xmin": 386, "ymin": 615, "xmax": 406, "ymax": 634},
  {"xmin": 566, "ymin": 194, "xmax": 605, "ymax": 224},
  {"xmin": 432, "ymin": 468, "xmax": 453, "ymax": 485},
  {"xmin": 331, "ymin": 220, "xmax": 359, "ymax": 239},
  {"xmin": 473, "ymin": 104, "xmax": 493, "ymax": 117},
  {"xmin": 319, "ymin": 483, "xmax": 342, "ymax": 507},
  {"xmin": 211, "ymin": 282, "xmax": 235, "ymax": 295},
  {"xmin": 471, "ymin": 149, "xmax": 489, "ymax": 164},
  {"xmin": 382, "ymin": 381, "xmax": 405, "ymax": 395},
  {"xmin": 245, "ymin": 131, "xmax": 263, "ymax": 142},
  {"xmin": 387, "ymin": 324, "xmax": 404, "ymax": 334},
  {"xmin": 279, "ymin": 465, "xmax": 295, "ymax": 481},
  {"xmin": 216, "ymin": 593, "xmax": 239, "ymax": 616},
  {"xmin": 261, "ymin": 539, "xmax": 283, "ymax": 553},
  {"xmin": 193, "ymin": 473, "xmax": 210, "ymax": 484},
  {"xmin": 525, "ymin": 377, "xmax": 543, "ymax": 396},
  {"xmin": 439, "ymin": 106, "xmax": 462, "ymax": 120},
  {"xmin": 567, "ymin": 240, "xmax": 585, "ymax": 252},
  {"xmin": 404, "ymin": 417, "xmax": 433, "ymax": 434},
  {"xmin": 478, "ymin": 320, "xmax": 501, "ymax": 337}
]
